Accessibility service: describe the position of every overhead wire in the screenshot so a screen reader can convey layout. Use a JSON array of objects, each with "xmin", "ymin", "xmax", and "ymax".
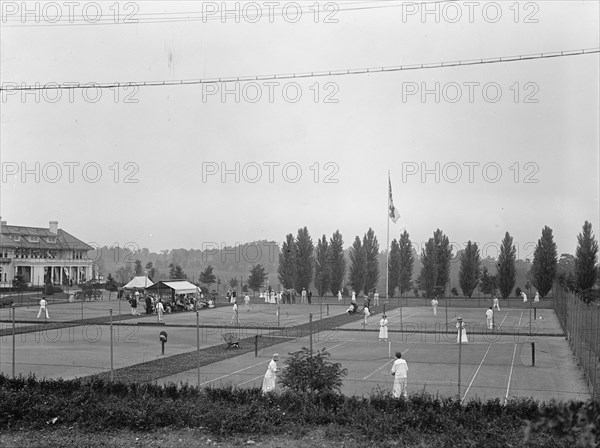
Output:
[{"xmin": 1, "ymin": 47, "xmax": 598, "ymax": 92}]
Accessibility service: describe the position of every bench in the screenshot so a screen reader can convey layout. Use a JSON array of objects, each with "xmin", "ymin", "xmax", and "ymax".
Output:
[{"xmin": 222, "ymin": 332, "xmax": 240, "ymax": 348}]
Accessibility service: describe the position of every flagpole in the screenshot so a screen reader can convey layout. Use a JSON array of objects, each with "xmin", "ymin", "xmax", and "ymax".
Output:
[{"xmin": 386, "ymin": 171, "xmax": 390, "ymax": 302}]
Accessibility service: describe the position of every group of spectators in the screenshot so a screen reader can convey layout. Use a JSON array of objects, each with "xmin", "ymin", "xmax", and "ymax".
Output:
[{"xmin": 120, "ymin": 290, "xmax": 201, "ymax": 316}]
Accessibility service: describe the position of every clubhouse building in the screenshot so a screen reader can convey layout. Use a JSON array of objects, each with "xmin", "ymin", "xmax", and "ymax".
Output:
[{"xmin": 0, "ymin": 219, "xmax": 94, "ymax": 288}]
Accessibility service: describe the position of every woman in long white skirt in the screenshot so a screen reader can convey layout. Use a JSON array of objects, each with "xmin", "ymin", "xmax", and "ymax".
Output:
[
  {"xmin": 262, "ymin": 354, "xmax": 280, "ymax": 393},
  {"xmin": 379, "ymin": 314, "xmax": 389, "ymax": 342}
]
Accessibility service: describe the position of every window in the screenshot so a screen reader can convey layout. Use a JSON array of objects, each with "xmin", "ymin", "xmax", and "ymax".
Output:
[
  {"xmin": 12, "ymin": 235, "xmax": 20, "ymax": 242},
  {"xmin": 47, "ymin": 237, "xmax": 57, "ymax": 243},
  {"xmin": 27, "ymin": 236, "xmax": 39, "ymax": 243}
]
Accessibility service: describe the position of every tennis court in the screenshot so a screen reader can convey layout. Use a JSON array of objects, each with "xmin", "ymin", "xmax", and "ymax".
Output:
[
  {"xmin": 156, "ymin": 328, "xmax": 590, "ymax": 402},
  {"xmin": 0, "ymin": 301, "xmax": 591, "ymax": 402},
  {"xmin": 343, "ymin": 305, "xmax": 564, "ymax": 336}
]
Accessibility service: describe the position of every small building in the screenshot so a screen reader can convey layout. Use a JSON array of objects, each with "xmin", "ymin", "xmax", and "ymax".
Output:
[{"xmin": 0, "ymin": 219, "xmax": 94, "ymax": 288}]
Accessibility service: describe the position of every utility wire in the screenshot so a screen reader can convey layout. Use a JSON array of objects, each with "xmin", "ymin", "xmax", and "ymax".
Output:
[
  {"xmin": 1, "ymin": 47, "xmax": 598, "ymax": 92},
  {"xmin": 1, "ymin": 1, "xmax": 426, "ymax": 27}
]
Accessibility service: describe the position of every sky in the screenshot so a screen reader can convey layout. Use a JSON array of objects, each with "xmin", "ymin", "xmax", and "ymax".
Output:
[{"xmin": 0, "ymin": 0, "xmax": 598, "ymax": 259}]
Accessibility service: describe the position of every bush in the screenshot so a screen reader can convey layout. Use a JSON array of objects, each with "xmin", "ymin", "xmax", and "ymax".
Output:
[
  {"xmin": 279, "ymin": 347, "xmax": 347, "ymax": 394},
  {"xmin": 44, "ymin": 284, "xmax": 63, "ymax": 295},
  {"xmin": 525, "ymin": 399, "xmax": 600, "ymax": 447}
]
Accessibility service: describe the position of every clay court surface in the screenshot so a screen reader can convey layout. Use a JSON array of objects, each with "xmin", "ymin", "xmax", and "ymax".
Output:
[{"xmin": 0, "ymin": 301, "xmax": 591, "ymax": 402}]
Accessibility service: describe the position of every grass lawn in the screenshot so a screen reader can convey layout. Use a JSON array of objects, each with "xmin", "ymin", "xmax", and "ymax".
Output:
[{"xmin": 0, "ymin": 426, "xmax": 551, "ymax": 448}]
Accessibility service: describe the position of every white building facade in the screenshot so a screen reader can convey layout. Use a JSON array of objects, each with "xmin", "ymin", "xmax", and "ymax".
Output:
[{"xmin": 0, "ymin": 220, "xmax": 93, "ymax": 288}]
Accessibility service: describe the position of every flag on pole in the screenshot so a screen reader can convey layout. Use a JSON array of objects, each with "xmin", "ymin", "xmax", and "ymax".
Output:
[{"xmin": 388, "ymin": 176, "xmax": 401, "ymax": 223}]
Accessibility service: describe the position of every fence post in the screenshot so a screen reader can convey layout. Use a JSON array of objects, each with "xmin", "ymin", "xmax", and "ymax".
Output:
[
  {"xmin": 197, "ymin": 311, "xmax": 200, "ymax": 388},
  {"xmin": 594, "ymin": 305, "xmax": 599, "ymax": 399},
  {"xmin": 587, "ymin": 303, "xmax": 592, "ymax": 390},
  {"xmin": 110, "ymin": 309, "xmax": 114, "ymax": 382},
  {"xmin": 12, "ymin": 306, "xmax": 16, "ymax": 379},
  {"xmin": 309, "ymin": 314, "xmax": 313, "ymax": 356}
]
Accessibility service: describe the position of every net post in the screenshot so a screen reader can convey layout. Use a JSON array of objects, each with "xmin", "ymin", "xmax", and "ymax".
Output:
[
  {"xmin": 196, "ymin": 311, "xmax": 200, "ymax": 388},
  {"xmin": 388, "ymin": 341, "xmax": 391, "ymax": 359},
  {"xmin": 12, "ymin": 306, "xmax": 16, "ymax": 379},
  {"xmin": 255, "ymin": 334, "xmax": 258, "ymax": 357},
  {"xmin": 531, "ymin": 342, "xmax": 535, "ymax": 366},
  {"xmin": 110, "ymin": 309, "xmax": 114, "ymax": 382},
  {"xmin": 309, "ymin": 313, "xmax": 313, "ymax": 356},
  {"xmin": 457, "ymin": 316, "xmax": 463, "ymax": 401}
]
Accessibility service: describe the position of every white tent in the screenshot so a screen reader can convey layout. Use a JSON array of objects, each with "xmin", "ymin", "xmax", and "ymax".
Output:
[
  {"xmin": 146, "ymin": 280, "xmax": 200, "ymax": 294},
  {"xmin": 123, "ymin": 276, "xmax": 154, "ymax": 290}
]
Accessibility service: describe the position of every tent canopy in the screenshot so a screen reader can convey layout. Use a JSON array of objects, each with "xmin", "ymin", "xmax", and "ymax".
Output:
[
  {"xmin": 145, "ymin": 280, "xmax": 200, "ymax": 295},
  {"xmin": 123, "ymin": 276, "xmax": 154, "ymax": 290}
]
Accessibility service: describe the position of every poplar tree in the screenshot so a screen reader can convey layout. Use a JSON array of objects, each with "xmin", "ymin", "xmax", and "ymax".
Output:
[
  {"xmin": 497, "ymin": 232, "xmax": 517, "ymax": 299},
  {"xmin": 294, "ymin": 227, "xmax": 314, "ymax": 292},
  {"xmin": 314, "ymin": 235, "xmax": 331, "ymax": 297},
  {"xmin": 398, "ymin": 230, "xmax": 414, "ymax": 296},
  {"xmin": 459, "ymin": 241, "xmax": 480, "ymax": 298},
  {"xmin": 277, "ymin": 233, "xmax": 296, "ymax": 289},
  {"xmin": 531, "ymin": 226, "xmax": 558, "ymax": 297},
  {"xmin": 574, "ymin": 221, "xmax": 599, "ymax": 291},
  {"xmin": 363, "ymin": 228, "xmax": 380, "ymax": 294},
  {"xmin": 328, "ymin": 230, "xmax": 346, "ymax": 295},
  {"xmin": 349, "ymin": 236, "xmax": 366, "ymax": 294}
]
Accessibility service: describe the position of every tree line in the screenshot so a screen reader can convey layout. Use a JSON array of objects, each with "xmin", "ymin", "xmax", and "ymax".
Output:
[
  {"xmin": 99, "ymin": 221, "xmax": 599, "ymax": 302},
  {"xmin": 274, "ymin": 221, "xmax": 598, "ymax": 300}
]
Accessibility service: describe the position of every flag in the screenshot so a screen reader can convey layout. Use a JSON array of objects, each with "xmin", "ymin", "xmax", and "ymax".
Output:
[{"xmin": 388, "ymin": 176, "xmax": 401, "ymax": 223}]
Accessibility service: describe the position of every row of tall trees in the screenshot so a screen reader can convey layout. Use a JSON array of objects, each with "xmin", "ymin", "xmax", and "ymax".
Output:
[
  {"xmin": 417, "ymin": 229, "xmax": 453, "ymax": 298},
  {"xmin": 388, "ymin": 231, "xmax": 414, "ymax": 297},
  {"xmin": 454, "ymin": 221, "xmax": 597, "ymax": 301},
  {"xmin": 348, "ymin": 228, "xmax": 380, "ymax": 295},
  {"xmin": 278, "ymin": 227, "xmax": 347, "ymax": 295}
]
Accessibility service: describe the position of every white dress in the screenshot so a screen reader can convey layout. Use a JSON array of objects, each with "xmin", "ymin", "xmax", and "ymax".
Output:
[
  {"xmin": 261, "ymin": 359, "xmax": 278, "ymax": 393},
  {"xmin": 456, "ymin": 322, "xmax": 468, "ymax": 343},
  {"xmin": 379, "ymin": 318, "xmax": 388, "ymax": 339}
]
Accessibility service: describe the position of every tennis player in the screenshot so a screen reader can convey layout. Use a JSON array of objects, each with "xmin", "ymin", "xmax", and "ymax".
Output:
[
  {"xmin": 261, "ymin": 353, "xmax": 280, "ymax": 393},
  {"xmin": 486, "ymin": 307, "xmax": 494, "ymax": 330},
  {"xmin": 390, "ymin": 352, "xmax": 408, "ymax": 398},
  {"xmin": 379, "ymin": 314, "xmax": 389, "ymax": 342},
  {"xmin": 493, "ymin": 296, "xmax": 500, "ymax": 311}
]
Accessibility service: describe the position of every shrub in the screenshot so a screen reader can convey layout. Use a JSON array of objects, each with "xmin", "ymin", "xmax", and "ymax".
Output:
[
  {"xmin": 279, "ymin": 347, "xmax": 347, "ymax": 394},
  {"xmin": 525, "ymin": 399, "xmax": 600, "ymax": 447}
]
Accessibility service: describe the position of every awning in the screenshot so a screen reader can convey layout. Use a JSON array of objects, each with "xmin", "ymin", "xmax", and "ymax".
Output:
[{"xmin": 145, "ymin": 280, "xmax": 200, "ymax": 294}]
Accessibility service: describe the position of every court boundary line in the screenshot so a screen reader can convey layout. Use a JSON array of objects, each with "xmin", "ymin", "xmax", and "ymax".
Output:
[
  {"xmin": 461, "ymin": 343, "xmax": 493, "ymax": 403},
  {"xmin": 199, "ymin": 360, "xmax": 269, "ymax": 386},
  {"xmin": 505, "ymin": 343, "xmax": 518, "ymax": 404},
  {"xmin": 362, "ymin": 348, "xmax": 406, "ymax": 380},
  {"xmin": 498, "ymin": 311, "xmax": 510, "ymax": 328}
]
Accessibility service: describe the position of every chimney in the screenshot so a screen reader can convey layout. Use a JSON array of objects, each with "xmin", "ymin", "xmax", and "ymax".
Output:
[
  {"xmin": 49, "ymin": 221, "xmax": 58, "ymax": 234},
  {"xmin": 0, "ymin": 218, "xmax": 6, "ymax": 233}
]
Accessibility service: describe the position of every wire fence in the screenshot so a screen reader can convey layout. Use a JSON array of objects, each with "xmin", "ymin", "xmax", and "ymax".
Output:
[{"xmin": 553, "ymin": 284, "xmax": 600, "ymax": 399}]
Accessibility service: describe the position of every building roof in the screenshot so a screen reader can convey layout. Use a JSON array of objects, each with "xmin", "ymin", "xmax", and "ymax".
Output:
[{"xmin": 0, "ymin": 224, "xmax": 93, "ymax": 251}]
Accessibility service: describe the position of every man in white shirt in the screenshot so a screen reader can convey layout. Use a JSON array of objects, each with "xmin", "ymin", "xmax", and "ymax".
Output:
[
  {"xmin": 521, "ymin": 291, "xmax": 528, "ymax": 303},
  {"xmin": 37, "ymin": 297, "xmax": 49, "ymax": 319},
  {"xmin": 373, "ymin": 289, "xmax": 380, "ymax": 306},
  {"xmin": 493, "ymin": 296, "xmax": 500, "ymax": 311},
  {"xmin": 156, "ymin": 299, "xmax": 165, "ymax": 322},
  {"xmin": 244, "ymin": 293, "xmax": 251, "ymax": 312},
  {"xmin": 391, "ymin": 352, "xmax": 409, "ymax": 398}
]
